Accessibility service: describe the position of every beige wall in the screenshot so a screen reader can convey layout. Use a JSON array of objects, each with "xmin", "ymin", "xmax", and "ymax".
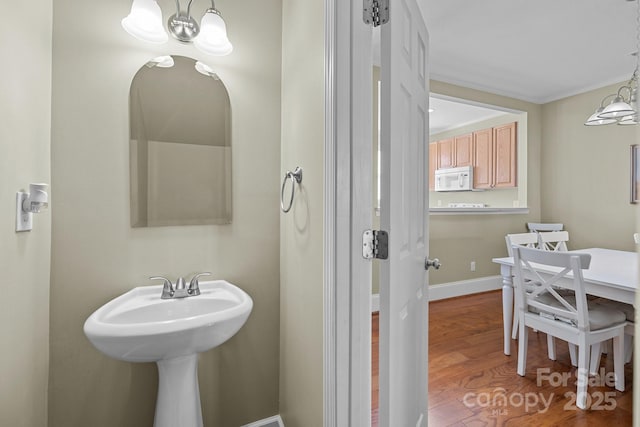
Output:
[
  {"xmin": 541, "ymin": 82, "xmax": 637, "ymax": 251},
  {"xmin": 49, "ymin": 0, "xmax": 282, "ymax": 426},
  {"xmin": 279, "ymin": 0, "xmax": 325, "ymax": 425},
  {"xmin": 428, "ymin": 81, "xmax": 543, "ymax": 284},
  {"xmin": 0, "ymin": 2, "xmax": 52, "ymax": 426}
]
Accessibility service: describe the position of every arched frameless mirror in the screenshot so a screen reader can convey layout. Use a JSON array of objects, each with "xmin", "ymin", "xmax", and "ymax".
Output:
[{"xmin": 129, "ymin": 55, "xmax": 232, "ymax": 227}]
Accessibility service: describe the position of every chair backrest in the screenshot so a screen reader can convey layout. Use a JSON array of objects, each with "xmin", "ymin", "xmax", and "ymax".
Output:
[
  {"xmin": 527, "ymin": 222, "xmax": 563, "ymax": 233},
  {"xmin": 537, "ymin": 231, "xmax": 569, "ymax": 252},
  {"xmin": 505, "ymin": 233, "xmax": 538, "ymax": 257},
  {"xmin": 634, "ymin": 233, "xmax": 639, "ymax": 244},
  {"xmin": 512, "ymin": 246, "xmax": 591, "ymax": 330}
]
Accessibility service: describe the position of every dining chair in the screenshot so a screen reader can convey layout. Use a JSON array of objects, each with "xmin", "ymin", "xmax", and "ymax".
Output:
[
  {"xmin": 589, "ymin": 300, "xmax": 635, "ymax": 373},
  {"xmin": 505, "ymin": 233, "xmax": 538, "ymax": 257},
  {"xmin": 537, "ymin": 231, "xmax": 569, "ymax": 252},
  {"xmin": 634, "ymin": 233, "xmax": 639, "ymax": 244},
  {"xmin": 512, "ymin": 246, "xmax": 626, "ymax": 410},
  {"xmin": 505, "ymin": 233, "xmax": 540, "ymax": 339},
  {"xmin": 527, "ymin": 222, "xmax": 563, "ymax": 233}
]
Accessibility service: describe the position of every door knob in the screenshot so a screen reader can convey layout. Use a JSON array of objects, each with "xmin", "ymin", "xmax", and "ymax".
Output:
[{"xmin": 425, "ymin": 258, "xmax": 441, "ymax": 271}]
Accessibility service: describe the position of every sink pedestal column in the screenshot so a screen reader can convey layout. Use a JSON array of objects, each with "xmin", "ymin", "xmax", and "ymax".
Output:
[{"xmin": 155, "ymin": 354, "xmax": 203, "ymax": 427}]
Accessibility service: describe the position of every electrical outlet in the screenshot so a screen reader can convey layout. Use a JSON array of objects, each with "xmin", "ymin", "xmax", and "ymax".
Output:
[{"xmin": 470, "ymin": 261, "xmax": 476, "ymax": 272}]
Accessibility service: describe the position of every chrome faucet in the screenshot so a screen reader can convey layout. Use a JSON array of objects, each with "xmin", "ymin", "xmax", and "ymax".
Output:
[{"xmin": 150, "ymin": 272, "xmax": 211, "ymax": 299}]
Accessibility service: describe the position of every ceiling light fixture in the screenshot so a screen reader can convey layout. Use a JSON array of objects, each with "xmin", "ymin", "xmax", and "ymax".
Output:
[
  {"xmin": 585, "ymin": 0, "xmax": 639, "ymax": 126},
  {"xmin": 122, "ymin": 0, "xmax": 233, "ymax": 56}
]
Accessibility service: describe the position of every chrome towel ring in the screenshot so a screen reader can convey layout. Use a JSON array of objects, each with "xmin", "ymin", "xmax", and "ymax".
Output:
[{"xmin": 281, "ymin": 167, "xmax": 303, "ymax": 213}]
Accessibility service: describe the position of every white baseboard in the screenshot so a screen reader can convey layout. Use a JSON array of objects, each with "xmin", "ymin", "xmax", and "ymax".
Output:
[
  {"xmin": 371, "ymin": 275, "xmax": 502, "ymax": 312},
  {"xmin": 428, "ymin": 275, "xmax": 502, "ymax": 301},
  {"xmin": 240, "ymin": 414, "xmax": 284, "ymax": 427}
]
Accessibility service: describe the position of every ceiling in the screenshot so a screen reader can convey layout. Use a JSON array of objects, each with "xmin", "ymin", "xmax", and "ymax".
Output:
[
  {"xmin": 428, "ymin": 96, "xmax": 510, "ymax": 135},
  {"xmin": 419, "ymin": 0, "xmax": 638, "ymax": 104}
]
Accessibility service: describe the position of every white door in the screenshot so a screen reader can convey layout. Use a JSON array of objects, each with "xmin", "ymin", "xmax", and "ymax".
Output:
[{"xmin": 378, "ymin": 0, "xmax": 430, "ymax": 425}]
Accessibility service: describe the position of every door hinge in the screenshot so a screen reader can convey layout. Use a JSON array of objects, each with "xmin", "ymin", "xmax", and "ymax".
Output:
[
  {"xmin": 362, "ymin": 230, "xmax": 389, "ymax": 260},
  {"xmin": 363, "ymin": 0, "xmax": 389, "ymax": 27}
]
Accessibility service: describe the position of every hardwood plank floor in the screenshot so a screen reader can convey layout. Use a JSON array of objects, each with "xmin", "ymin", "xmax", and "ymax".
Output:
[{"xmin": 371, "ymin": 290, "xmax": 633, "ymax": 426}]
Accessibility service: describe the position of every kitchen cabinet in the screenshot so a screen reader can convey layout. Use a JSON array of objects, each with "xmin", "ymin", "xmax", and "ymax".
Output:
[
  {"xmin": 453, "ymin": 133, "xmax": 472, "ymax": 167},
  {"xmin": 436, "ymin": 138, "xmax": 455, "ymax": 169},
  {"xmin": 472, "ymin": 128, "xmax": 493, "ymax": 188},
  {"xmin": 473, "ymin": 122, "xmax": 517, "ymax": 189},
  {"xmin": 430, "ymin": 137, "xmax": 463, "ymax": 190},
  {"xmin": 434, "ymin": 133, "xmax": 472, "ymax": 170},
  {"xmin": 429, "ymin": 122, "xmax": 517, "ymax": 191},
  {"xmin": 493, "ymin": 122, "xmax": 517, "ymax": 188}
]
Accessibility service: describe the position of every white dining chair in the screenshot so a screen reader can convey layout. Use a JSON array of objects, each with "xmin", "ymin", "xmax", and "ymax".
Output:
[
  {"xmin": 513, "ymin": 246, "xmax": 627, "ymax": 410},
  {"xmin": 527, "ymin": 222, "xmax": 563, "ymax": 233},
  {"xmin": 506, "ymin": 233, "xmax": 540, "ymax": 339},
  {"xmin": 634, "ymin": 233, "xmax": 639, "ymax": 244},
  {"xmin": 505, "ymin": 233, "xmax": 538, "ymax": 256},
  {"xmin": 589, "ymin": 300, "xmax": 635, "ymax": 373},
  {"xmin": 537, "ymin": 231, "xmax": 569, "ymax": 252}
]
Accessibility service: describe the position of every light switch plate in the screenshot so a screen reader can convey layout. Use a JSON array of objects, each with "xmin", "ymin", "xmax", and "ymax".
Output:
[{"xmin": 16, "ymin": 192, "xmax": 32, "ymax": 232}]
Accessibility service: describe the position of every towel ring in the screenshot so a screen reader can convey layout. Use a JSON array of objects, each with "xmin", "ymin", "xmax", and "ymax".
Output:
[{"xmin": 281, "ymin": 167, "xmax": 303, "ymax": 213}]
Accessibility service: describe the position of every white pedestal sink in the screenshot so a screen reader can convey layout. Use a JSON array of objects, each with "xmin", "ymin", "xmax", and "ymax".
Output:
[{"xmin": 84, "ymin": 280, "xmax": 253, "ymax": 427}]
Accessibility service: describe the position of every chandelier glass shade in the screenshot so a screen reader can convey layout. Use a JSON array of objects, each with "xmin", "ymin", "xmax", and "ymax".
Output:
[
  {"xmin": 121, "ymin": 0, "xmax": 168, "ymax": 44},
  {"xmin": 122, "ymin": 0, "xmax": 233, "ymax": 56}
]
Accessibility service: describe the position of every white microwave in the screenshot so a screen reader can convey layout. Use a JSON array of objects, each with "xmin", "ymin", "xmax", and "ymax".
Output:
[{"xmin": 434, "ymin": 166, "xmax": 473, "ymax": 192}]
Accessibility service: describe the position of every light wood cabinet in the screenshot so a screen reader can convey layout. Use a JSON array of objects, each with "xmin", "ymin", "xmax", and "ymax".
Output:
[
  {"xmin": 473, "ymin": 122, "xmax": 517, "ymax": 189},
  {"xmin": 493, "ymin": 122, "xmax": 517, "ymax": 188},
  {"xmin": 454, "ymin": 133, "xmax": 472, "ymax": 167},
  {"xmin": 429, "ymin": 136, "xmax": 471, "ymax": 191},
  {"xmin": 429, "ymin": 122, "xmax": 517, "ymax": 191},
  {"xmin": 472, "ymin": 128, "xmax": 493, "ymax": 189},
  {"xmin": 437, "ymin": 138, "xmax": 455, "ymax": 169}
]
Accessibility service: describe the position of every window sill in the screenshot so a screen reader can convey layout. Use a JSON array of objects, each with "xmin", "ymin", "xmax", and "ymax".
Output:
[{"xmin": 429, "ymin": 207, "xmax": 529, "ymax": 215}]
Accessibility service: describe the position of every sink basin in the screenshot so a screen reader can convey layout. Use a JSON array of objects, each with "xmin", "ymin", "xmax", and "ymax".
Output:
[
  {"xmin": 84, "ymin": 279, "xmax": 252, "ymax": 427},
  {"xmin": 84, "ymin": 280, "xmax": 252, "ymax": 362}
]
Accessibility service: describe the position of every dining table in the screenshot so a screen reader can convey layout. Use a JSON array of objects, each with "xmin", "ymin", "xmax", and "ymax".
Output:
[{"xmin": 492, "ymin": 248, "xmax": 637, "ymax": 356}]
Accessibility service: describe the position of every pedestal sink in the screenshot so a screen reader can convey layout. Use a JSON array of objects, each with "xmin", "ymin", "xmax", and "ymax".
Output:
[{"xmin": 84, "ymin": 280, "xmax": 253, "ymax": 427}]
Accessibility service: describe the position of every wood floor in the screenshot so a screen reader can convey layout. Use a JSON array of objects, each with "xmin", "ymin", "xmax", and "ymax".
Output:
[{"xmin": 371, "ymin": 290, "xmax": 633, "ymax": 426}]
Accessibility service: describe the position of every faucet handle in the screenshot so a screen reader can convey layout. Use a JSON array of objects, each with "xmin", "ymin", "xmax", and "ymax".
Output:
[
  {"xmin": 188, "ymin": 272, "xmax": 211, "ymax": 295},
  {"xmin": 150, "ymin": 276, "xmax": 174, "ymax": 299}
]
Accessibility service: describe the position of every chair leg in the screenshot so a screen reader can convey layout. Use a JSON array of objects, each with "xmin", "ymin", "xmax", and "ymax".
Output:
[
  {"xmin": 624, "ymin": 334, "xmax": 633, "ymax": 364},
  {"xmin": 511, "ymin": 315, "xmax": 519, "ymax": 340},
  {"xmin": 517, "ymin": 316, "xmax": 528, "ymax": 377},
  {"xmin": 568, "ymin": 343, "xmax": 577, "ymax": 367},
  {"xmin": 613, "ymin": 333, "xmax": 625, "ymax": 392},
  {"xmin": 547, "ymin": 335, "xmax": 556, "ymax": 360},
  {"xmin": 576, "ymin": 339, "xmax": 589, "ymax": 410},
  {"xmin": 589, "ymin": 343, "xmax": 602, "ymax": 375}
]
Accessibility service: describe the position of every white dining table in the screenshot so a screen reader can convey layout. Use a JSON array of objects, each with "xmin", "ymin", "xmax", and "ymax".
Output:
[{"xmin": 492, "ymin": 248, "xmax": 638, "ymax": 356}]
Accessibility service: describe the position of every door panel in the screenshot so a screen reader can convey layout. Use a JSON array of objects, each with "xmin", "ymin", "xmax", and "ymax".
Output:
[{"xmin": 379, "ymin": 0, "xmax": 429, "ymax": 424}]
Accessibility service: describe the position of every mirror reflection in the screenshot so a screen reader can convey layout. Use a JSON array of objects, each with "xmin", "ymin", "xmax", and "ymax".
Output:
[{"xmin": 129, "ymin": 55, "xmax": 232, "ymax": 227}]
